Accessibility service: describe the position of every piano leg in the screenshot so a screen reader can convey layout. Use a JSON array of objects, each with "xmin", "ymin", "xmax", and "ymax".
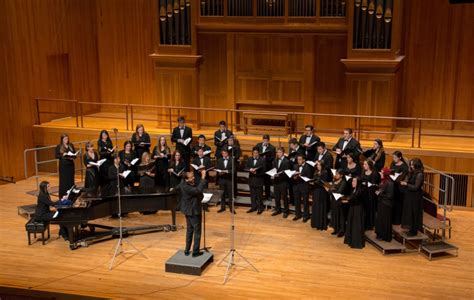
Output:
[{"xmin": 67, "ymin": 225, "xmax": 78, "ymax": 250}]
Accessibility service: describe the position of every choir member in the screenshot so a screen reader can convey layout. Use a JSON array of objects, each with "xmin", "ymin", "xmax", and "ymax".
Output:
[
  {"xmin": 119, "ymin": 140, "xmax": 137, "ymax": 186},
  {"xmin": 332, "ymin": 128, "xmax": 361, "ymax": 169},
  {"xmin": 291, "ymin": 154, "xmax": 313, "ymax": 222},
  {"xmin": 152, "ymin": 136, "xmax": 171, "ymax": 189},
  {"xmin": 192, "ymin": 134, "xmax": 211, "ymax": 159},
  {"xmin": 363, "ymin": 139, "xmax": 386, "ymax": 171},
  {"xmin": 316, "ymin": 142, "xmax": 334, "ymax": 169},
  {"xmin": 168, "ymin": 150, "xmax": 186, "ymax": 190},
  {"xmin": 216, "ymin": 148, "xmax": 236, "ymax": 213},
  {"xmin": 171, "ymin": 116, "xmax": 193, "ymax": 166},
  {"xmin": 227, "ymin": 135, "xmax": 241, "ymax": 162},
  {"xmin": 177, "ymin": 170, "xmax": 207, "ymax": 257},
  {"xmin": 400, "ymin": 158, "xmax": 425, "ymax": 236},
  {"xmin": 34, "ymin": 181, "xmax": 59, "ymax": 222},
  {"xmin": 103, "ymin": 155, "xmax": 127, "ymax": 197},
  {"xmin": 214, "ymin": 120, "xmax": 233, "ymax": 159},
  {"xmin": 375, "ymin": 168, "xmax": 395, "ymax": 242},
  {"xmin": 311, "ymin": 160, "xmax": 332, "ymax": 230},
  {"xmin": 288, "ymin": 138, "xmax": 304, "ymax": 205},
  {"xmin": 299, "ymin": 125, "xmax": 320, "ymax": 161},
  {"xmin": 344, "ymin": 153, "xmax": 362, "ymax": 179},
  {"xmin": 55, "ymin": 133, "xmax": 76, "ymax": 198},
  {"xmin": 245, "ymin": 147, "xmax": 266, "ymax": 214},
  {"xmin": 131, "ymin": 124, "xmax": 151, "ymax": 162},
  {"xmin": 390, "ymin": 150, "xmax": 409, "ymax": 225},
  {"xmin": 138, "ymin": 151, "xmax": 156, "ymax": 194},
  {"xmin": 271, "ymin": 147, "xmax": 291, "ymax": 217},
  {"xmin": 256, "ymin": 134, "xmax": 275, "ymax": 199},
  {"xmin": 344, "ymin": 177, "xmax": 365, "ymax": 249},
  {"xmin": 330, "ymin": 169, "xmax": 350, "ymax": 237},
  {"xmin": 83, "ymin": 142, "xmax": 99, "ymax": 193},
  {"xmin": 97, "ymin": 130, "xmax": 115, "ymax": 189},
  {"xmin": 360, "ymin": 159, "xmax": 381, "ymax": 230}
]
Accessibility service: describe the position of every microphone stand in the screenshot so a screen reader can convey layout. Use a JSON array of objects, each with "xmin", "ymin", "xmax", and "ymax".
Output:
[
  {"xmin": 218, "ymin": 145, "xmax": 258, "ymax": 284},
  {"xmin": 109, "ymin": 128, "xmax": 147, "ymax": 270}
]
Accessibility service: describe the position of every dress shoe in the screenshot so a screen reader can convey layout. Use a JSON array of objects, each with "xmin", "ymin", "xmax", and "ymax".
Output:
[
  {"xmin": 217, "ymin": 208, "xmax": 225, "ymax": 213},
  {"xmin": 192, "ymin": 251, "xmax": 204, "ymax": 257},
  {"xmin": 257, "ymin": 210, "xmax": 263, "ymax": 215},
  {"xmin": 184, "ymin": 250, "xmax": 190, "ymax": 256},
  {"xmin": 303, "ymin": 217, "xmax": 310, "ymax": 223},
  {"xmin": 337, "ymin": 232, "xmax": 345, "ymax": 238},
  {"xmin": 247, "ymin": 208, "xmax": 256, "ymax": 213},
  {"xmin": 271, "ymin": 211, "xmax": 281, "ymax": 216},
  {"xmin": 293, "ymin": 216, "xmax": 301, "ymax": 221},
  {"xmin": 283, "ymin": 213, "xmax": 289, "ymax": 218}
]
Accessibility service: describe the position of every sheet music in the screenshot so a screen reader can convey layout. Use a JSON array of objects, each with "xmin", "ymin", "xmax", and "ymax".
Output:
[
  {"xmin": 284, "ymin": 170, "xmax": 296, "ymax": 178},
  {"xmin": 183, "ymin": 137, "xmax": 192, "ymax": 146},
  {"xmin": 203, "ymin": 150, "xmax": 211, "ymax": 156},
  {"xmin": 121, "ymin": 170, "xmax": 131, "ymax": 178},
  {"xmin": 299, "ymin": 175, "xmax": 311, "ymax": 182},
  {"xmin": 202, "ymin": 193, "xmax": 213, "ymax": 204},
  {"xmin": 306, "ymin": 161, "xmax": 316, "ymax": 167},
  {"xmin": 131, "ymin": 158, "xmax": 139, "ymax": 165},
  {"xmin": 332, "ymin": 193, "xmax": 344, "ymax": 201},
  {"xmin": 89, "ymin": 158, "xmax": 106, "ymax": 167},
  {"xmin": 345, "ymin": 175, "xmax": 352, "ymax": 181},
  {"xmin": 265, "ymin": 168, "xmax": 278, "ymax": 177},
  {"xmin": 191, "ymin": 164, "xmax": 203, "ymax": 171},
  {"xmin": 331, "ymin": 169, "xmax": 336, "ymax": 176},
  {"xmin": 367, "ymin": 182, "xmax": 376, "ymax": 187},
  {"xmin": 390, "ymin": 172, "xmax": 401, "ymax": 181},
  {"xmin": 66, "ymin": 151, "xmax": 79, "ymax": 157},
  {"xmin": 215, "ymin": 169, "xmax": 229, "ymax": 174}
]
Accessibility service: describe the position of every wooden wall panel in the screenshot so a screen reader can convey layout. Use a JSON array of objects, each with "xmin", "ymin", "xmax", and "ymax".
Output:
[
  {"xmin": 0, "ymin": 0, "xmax": 99, "ymax": 181},
  {"xmin": 401, "ymin": 0, "xmax": 474, "ymax": 127},
  {"xmin": 96, "ymin": 0, "xmax": 157, "ymax": 105}
]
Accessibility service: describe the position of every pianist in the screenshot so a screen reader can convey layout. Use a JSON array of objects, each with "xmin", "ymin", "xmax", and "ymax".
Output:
[{"xmin": 177, "ymin": 170, "xmax": 207, "ymax": 257}]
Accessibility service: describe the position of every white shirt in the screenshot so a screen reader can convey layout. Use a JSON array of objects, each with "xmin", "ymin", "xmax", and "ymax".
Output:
[
  {"xmin": 299, "ymin": 165, "xmax": 303, "ymax": 173},
  {"xmin": 318, "ymin": 150, "xmax": 327, "ymax": 161},
  {"xmin": 305, "ymin": 136, "xmax": 312, "ymax": 144},
  {"xmin": 200, "ymin": 158, "xmax": 204, "ymax": 166},
  {"xmin": 253, "ymin": 159, "xmax": 257, "ymax": 166},
  {"xmin": 179, "ymin": 127, "xmax": 185, "ymax": 138},
  {"xmin": 343, "ymin": 138, "xmax": 351, "ymax": 150},
  {"xmin": 278, "ymin": 158, "xmax": 282, "ymax": 168},
  {"xmin": 224, "ymin": 158, "xmax": 228, "ymax": 168},
  {"xmin": 262, "ymin": 144, "xmax": 267, "ymax": 153}
]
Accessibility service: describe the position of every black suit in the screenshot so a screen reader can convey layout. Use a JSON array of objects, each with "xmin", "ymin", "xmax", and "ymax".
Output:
[
  {"xmin": 299, "ymin": 134, "xmax": 321, "ymax": 161},
  {"xmin": 317, "ymin": 150, "xmax": 334, "ymax": 169},
  {"xmin": 216, "ymin": 157, "xmax": 236, "ymax": 210},
  {"xmin": 272, "ymin": 157, "xmax": 291, "ymax": 213},
  {"xmin": 287, "ymin": 146, "xmax": 305, "ymax": 204},
  {"xmin": 192, "ymin": 144, "xmax": 212, "ymax": 159},
  {"xmin": 192, "ymin": 156, "xmax": 211, "ymax": 187},
  {"xmin": 171, "ymin": 126, "xmax": 193, "ymax": 165},
  {"xmin": 256, "ymin": 143, "xmax": 275, "ymax": 198},
  {"xmin": 245, "ymin": 157, "xmax": 266, "ymax": 211},
  {"xmin": 214, "ymin": 129, "xmax": 233, "ymax": 159},
  {"xmin": 177, "ymin": 179, "xmax": 207, "ymax": 254},
  {"xmin": 332, "ymin": 137, "xmax": 361, "ymax": 169},
  {"xmin": 292, "ymin": 163, "xmax": 313, "ymax": 218}
]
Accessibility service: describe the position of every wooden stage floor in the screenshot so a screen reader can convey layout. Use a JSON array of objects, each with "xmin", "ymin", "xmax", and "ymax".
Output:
[{"xmin": 0, "ymin": 177, "xmax": 473, "ymax": 299}]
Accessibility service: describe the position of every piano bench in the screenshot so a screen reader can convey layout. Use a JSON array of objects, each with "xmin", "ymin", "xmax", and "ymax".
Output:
[{"xmin": 25, "ymin": 219, "xmax": 50, "ymax": 245}]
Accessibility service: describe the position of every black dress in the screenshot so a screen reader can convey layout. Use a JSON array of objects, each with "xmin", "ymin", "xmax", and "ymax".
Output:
[
  {"xmin": 344, "ymin": 188, "xmax": 365, "ymax": 249},
  {"xmin": 402, "ymin": 171, "xmax": 424, "ymax": 235},
  {"xmin": 330, "ymin": 179, "xmax": 350, "ymax": 235},
  {"xmin": 34, "ymin": 193, "xmax": 56, "ymax": 221},
  {"xmin": 131, "ymin": 132, "xmax": 151, "ymax": 162},
  {"xmin": 363, "ymin": 149, "xmax": 386, "ymax": 172},
  {"xmin": 55, "ymin": 144, "xmax": 76, "ymax": 198},
  {"xmin": 98, "ymin": 139, "xmax": 114, "ymax": 188},
  {"xmin": 375, "ymin": 180, "xmax": 395, "ymax": 241},
  {"xmin": 83, "ymin": 152, "xmax": 99, "ymax": 193},
  {"xmin": 390, "ymin": 162, "xmax": 409, "ymax": 225},
  {"xmin": 311, "ymin": 170, "xmax": 331, "ymax": 230},
  {"xmin": 119, "ymin": 150, "xmax": 137, "ymax": 186},
  {"xmin": 138, "ymin": 164, "xmax": 155, "ymax": 194},
  {"xmin": 344, "ymin": 163, "xmax": 362, "ymax": 179},
  {"xmin": 152, "ymin": 146, "xmax": 171, "ymax": 189},
  {"xmin": 169, "ymin": 161, "xmax": 186, "ymax": 189},
  {"xmin": 360, "ymin": 171, "xmax": 381, "ymax": 230}
]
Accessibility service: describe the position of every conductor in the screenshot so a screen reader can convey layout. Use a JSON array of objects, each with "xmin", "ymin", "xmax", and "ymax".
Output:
[{"xmin": 177, "ymin": 170, "xmax": 207, "ymax": 257}]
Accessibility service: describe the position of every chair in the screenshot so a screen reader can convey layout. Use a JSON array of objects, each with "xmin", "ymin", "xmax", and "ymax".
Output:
[{"xmin": 25, "ymin": 218, "xmax": 50, "ymax": 245}]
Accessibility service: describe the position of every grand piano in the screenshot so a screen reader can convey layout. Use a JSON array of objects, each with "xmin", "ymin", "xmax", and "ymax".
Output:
[{"xmin": 51, "ymin": 187, "xmax": 178, "ymax": 250}]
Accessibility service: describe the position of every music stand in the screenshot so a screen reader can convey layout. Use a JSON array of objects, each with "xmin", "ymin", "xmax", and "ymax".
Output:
[
  {"xmin": 109, "ymin": 128, "xmax": 147, "ymax": 270},
  {"xmin": 218, "ymin": 146, "xmax": 258, "ymax": 284}
]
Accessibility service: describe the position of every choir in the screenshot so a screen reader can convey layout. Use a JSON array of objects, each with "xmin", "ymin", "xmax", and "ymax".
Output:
[{"xmin": 51, "ymin": 117, "xmax": 425, "ymax": 249}]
